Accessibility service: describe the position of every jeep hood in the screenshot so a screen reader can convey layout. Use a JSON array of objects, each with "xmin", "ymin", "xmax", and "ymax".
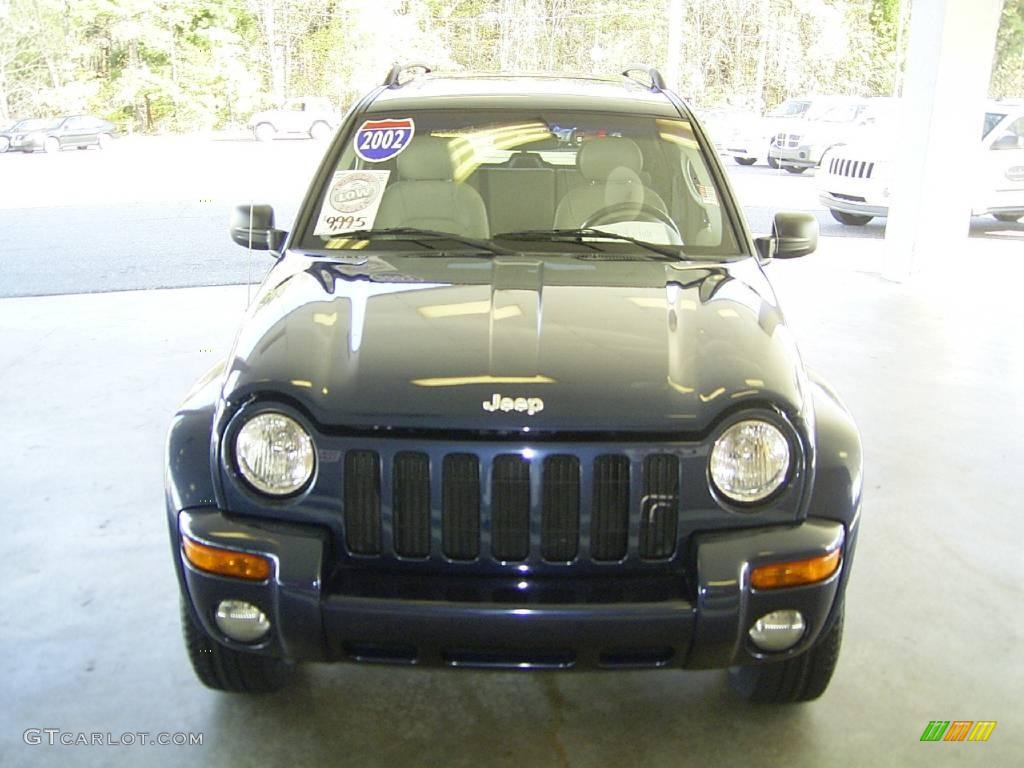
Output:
[{"xmin": 221, "ymin": 254, "xmax": 810, "ymax": 434}]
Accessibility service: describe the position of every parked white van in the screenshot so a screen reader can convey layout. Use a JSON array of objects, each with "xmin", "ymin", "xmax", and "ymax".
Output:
[{"xmin": 816, "ymin": 102, "xmax": 1024, "ymax": 225}]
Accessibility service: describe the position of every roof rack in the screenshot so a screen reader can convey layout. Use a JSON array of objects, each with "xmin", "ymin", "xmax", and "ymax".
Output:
[
  {"xmin": 383, "ymin": 62, "xmax": 433, "ymax": 89},
  {"xmin": 621, "ymin": 66, "xmax": 666, "ymax": 92}
]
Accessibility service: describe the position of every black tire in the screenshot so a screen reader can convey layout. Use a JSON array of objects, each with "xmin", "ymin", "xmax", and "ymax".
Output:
[
  {"xmin": 254, "ymin": 123, "xmax": 276, "ymax": 142},
  {"xmin": 830, "ymin": 209, "xmax": 874, "ymax": 226},
  {"xmin": 734, "ymin": 156, "xmax": 757, "ymax": 166},
  {"xmin": 181, "ymin": 599, "xmax": 292, "ymax": 693},
  {"xmin": 993, "ymin": 213, "xmax": 1022, "ymax": 223},
  {"xmin": 729, "ymin": 607, "xmax": 844, "ymax": 704},
  {"xmin": 783, "ymin": 165, "xmax": 807, "ymax": 174},
  {"xmin": 309, "ymin": 121, "xmax": 331, "ymax": 140},
  {"xmin": 767, "ymin": 155, "xmax": 780, "ymax": 169}
]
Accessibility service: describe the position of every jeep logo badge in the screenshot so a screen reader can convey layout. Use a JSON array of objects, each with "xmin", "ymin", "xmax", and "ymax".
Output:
[{"xmin": 482, "ymin": 393, "xmax": 544, "ymax": 415}]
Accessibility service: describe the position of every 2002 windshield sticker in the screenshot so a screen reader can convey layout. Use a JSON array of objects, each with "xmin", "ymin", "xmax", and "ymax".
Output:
[
  {"xmin": 313, "ymin": 170, "xmax": 390, "ymax": 236},
  {"xmin": 353, "ymin": 118, "xmax": 415, "ymax": 162}
]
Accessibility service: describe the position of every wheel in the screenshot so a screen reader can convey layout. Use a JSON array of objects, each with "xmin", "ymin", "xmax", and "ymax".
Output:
[
  {"xmin": 734, "ymin": 156, "xmax": 757, "ymax": 166},
  {"xmin": 830, "ymin": 209, "xmax": 874, "ymax": 226},
  {"xmin": 767, "ymin": 155, "xmax": 780, "ymax": 169},
  {"xmin": 309, "ymin": 121, "xmax": 331, "ymax": 140},
  {"xmin": 98, "ymin": 133, "xmax": 112, "ymax": 149},
  {"xmin": 783, "ymin": 165, "xmax": 807, "ymax": 174},
  {"xmin": 180, "ymin": 599, "xmax": 292, "ymax": 693},
  {"xmin": 729, "ymin": 606, "xmax": 844, "ymax": 703},
  {"xmin": 581, "ymin": 201, "xmax": 683, "ymax": 242},
  {"xmin": 254, "ymin": 123, "xmax": 276, "ymax": 142},
  {"xmin": 993, "ymin": 213, "xmax": 1022, "ymax": 223},
  {"xmin": 44, "ymin": 137, "xmax": 61, "ymax": 153},
  {"xmin": 0, "ymin": 136, "xmax": 8, "ymax": 153}
]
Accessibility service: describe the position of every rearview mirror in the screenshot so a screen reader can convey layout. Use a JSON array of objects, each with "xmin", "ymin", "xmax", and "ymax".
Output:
[
  {"xmin": 755, "ymin": 211, "xmax": 818, "ymax": 260},
  {"xmin": 230, "ymin": 204, "xmax": 287, "ymax": 252}
]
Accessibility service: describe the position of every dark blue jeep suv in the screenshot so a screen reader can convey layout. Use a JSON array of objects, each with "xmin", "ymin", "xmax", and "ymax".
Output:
[{"xmin": 166, "ymin": 65, "xmax": 861, "ymax": 703}]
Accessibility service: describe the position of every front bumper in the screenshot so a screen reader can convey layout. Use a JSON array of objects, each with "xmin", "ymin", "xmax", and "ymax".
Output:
[
  {"xmin": 818, "ymin": 191, "xmax": 890, "ymax": 218},
  {"xmin": 177, "ymin": 508, "xmax": 850, "ymax": 671},
  {"xmin": 9, "ymin": 137, "xmax": 43, "ymax": 152},
  {"xmin": 769, "ymin": 145, "xmax": 820, "ymax": 168}
]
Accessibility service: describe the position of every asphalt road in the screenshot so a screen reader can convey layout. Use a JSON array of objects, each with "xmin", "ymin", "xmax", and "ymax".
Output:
[{"xmin": 0, "ymin": 138, "xmax": 1017, "ymax": 298}]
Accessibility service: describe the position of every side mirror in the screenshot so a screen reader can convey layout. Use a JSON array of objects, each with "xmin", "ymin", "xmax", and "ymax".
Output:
[
  {"xmin": 230, "ymin": 204, "xmax": 287, "ymax": 252},
  {"xmin": 756, "ymin": 211, "xmax": 818, "ymax": 260}
]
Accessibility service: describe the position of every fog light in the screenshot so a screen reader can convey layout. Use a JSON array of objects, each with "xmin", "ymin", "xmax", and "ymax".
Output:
[
  {"xmin": 748, "ymin": 609, "xmax": 806, "ymax": 652},
  {"xmin": 214, "ymin": 600, "xmax": 271, "ymax": 643}
]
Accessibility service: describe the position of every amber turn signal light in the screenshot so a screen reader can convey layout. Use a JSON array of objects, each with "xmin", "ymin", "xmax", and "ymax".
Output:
[
  {"xmin": 182, "ymin": 536, "xmax": 272, "ymax": 581},
  {"xmin": 750, "ymin": 548, "xmax": 841, "ymax": 590}
]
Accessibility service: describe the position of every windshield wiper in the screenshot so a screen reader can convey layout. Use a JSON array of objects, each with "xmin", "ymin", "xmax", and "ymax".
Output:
[
  {"xmin": 494, "ymin": 228, "xmax": 682, "ymax": 259},
  {"xmin": 340, "ymin": 227, "xmax": 511, "ymax": 255}
]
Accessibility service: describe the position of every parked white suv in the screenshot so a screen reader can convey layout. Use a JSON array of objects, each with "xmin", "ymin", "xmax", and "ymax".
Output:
[
  {"xmin": 768, "ymin": 97, "xmax": 897, "ymax": 174},
  {"xmin": 816, "ymin": 102, "xmax": 1024, "ymax": 225},
  {"xmin": 250, "ymin": 96, "xmax": 340, "ymax": 142},
  {"xmin": 726, "ymin": 97, "xmax": 811, "ymax": 168}
]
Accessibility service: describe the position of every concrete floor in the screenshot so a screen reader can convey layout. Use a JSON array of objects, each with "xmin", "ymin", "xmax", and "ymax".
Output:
[{"xmin": 1, "ymin": 236, "xmax": 1021, "ymax": 767}]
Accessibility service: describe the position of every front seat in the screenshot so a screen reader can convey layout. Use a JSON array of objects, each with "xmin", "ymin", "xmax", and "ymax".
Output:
[
  {"xmin": 554, "ymin": 137, "xmax": 668, "ymax": 229},
  {"xmin": 375, "ymin": 136, "xmax": 490, "ymax": 238}
]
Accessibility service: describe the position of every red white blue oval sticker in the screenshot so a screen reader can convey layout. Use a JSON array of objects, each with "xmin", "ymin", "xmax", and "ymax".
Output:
[{"xmin": 354, "ymin": 118, "xmax": 415, "ymax": 162}]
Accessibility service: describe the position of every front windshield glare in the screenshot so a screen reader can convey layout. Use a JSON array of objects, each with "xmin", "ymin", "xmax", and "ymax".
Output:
[{"xmin": 303, "ymin": 110, "xmax": 738, "ymax": 257}]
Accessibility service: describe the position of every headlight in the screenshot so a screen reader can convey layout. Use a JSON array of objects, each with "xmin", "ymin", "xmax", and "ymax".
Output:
[
  {"xmin": 709, "ymin": 419, "xmax": 791, "ymax": 503},
  {"xmin": 235, "ymin": 412, "xmax": 315, "ymax": 495}
]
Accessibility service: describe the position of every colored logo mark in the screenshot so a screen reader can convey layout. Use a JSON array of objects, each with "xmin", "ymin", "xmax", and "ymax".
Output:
[
  {"xmin": 920, "ymin": 720, "xmax": 996, "ymax": 742},
  {"xmin": 354, "ymin": 118, "xmax": 415, "ymax": 162}
]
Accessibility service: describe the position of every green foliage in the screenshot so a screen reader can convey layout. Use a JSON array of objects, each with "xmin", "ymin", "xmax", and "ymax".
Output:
[
  {"xmin": 0, "ymin": 0, "xmax": 1019, "ymax": 129},
  {"xmin": 992, "ymin": 0, "xmax": 1024, "ymax": 98}
]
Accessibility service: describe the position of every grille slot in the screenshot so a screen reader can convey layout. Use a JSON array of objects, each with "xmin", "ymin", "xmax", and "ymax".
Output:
[
  {"xmin": 442, "ymin": 454, "xmax": 480, "ymax": 560},
  {"xmin": 393, "ymin": 451, "xmax": 430, "ymax": 557},
  {"xmin": 491, "ymin": 455, "xmax": 530, "ymax": 561},
  {"xmin": 591, "ymin": 455, "xmax": 631, "ymax": 561},
  {"xmin": 344, "ymin": 450, "xmax": 381, "ymax": 555},
  {"xmin": 639, "ymin": 454, "xmax": 679, "ymax": 559},
  {"xmin": 542, "ymin": 455, "xmax": 580, "ymax": 562}
]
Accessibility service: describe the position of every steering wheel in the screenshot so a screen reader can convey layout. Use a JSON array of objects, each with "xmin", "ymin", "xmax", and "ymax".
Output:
[{"xmin": 580, "ymin": 201, "xmax": 683, "ymax": 242}]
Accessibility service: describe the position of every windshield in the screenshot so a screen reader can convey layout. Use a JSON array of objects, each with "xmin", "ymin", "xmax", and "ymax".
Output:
[
  {"xmin": 804, "ymin": 101, "xmax": 866, "ymax": 123},
  {"xmin": 16, "ymin": 118, "xmax": 59, "ymax": 132},
  {"xmin": 300, "ymin": 109, "xmax": 740, "ymax": 258},
  {"xmin": 767, "ymin": 100, "xmax": 810, "ymax": 118},
  {"xmin": 983, "ymin": 112, "xmax": 1007, "ymax": 139}
]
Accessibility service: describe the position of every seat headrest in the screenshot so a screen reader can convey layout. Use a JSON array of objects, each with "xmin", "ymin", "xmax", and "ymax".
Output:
[
  {"xmin": 397, "ymin": 137, "xmax": 453, "ymax": 181},
  {"xmin": 578, "ymin": 137, "xmax": 644, "ymax": 181}
]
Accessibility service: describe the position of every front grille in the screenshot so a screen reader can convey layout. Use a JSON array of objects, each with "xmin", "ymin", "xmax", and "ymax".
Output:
[
  {"xmin": 776, "ymin": 132, "xmax": 800, "ymax": 148},
  {"xmin": 827, "ymin": 156, "xmax": 875, "ymax": 179},
  {"xmin": 341, "ymin": 449, "xmax": 681, "ymax": 565}
]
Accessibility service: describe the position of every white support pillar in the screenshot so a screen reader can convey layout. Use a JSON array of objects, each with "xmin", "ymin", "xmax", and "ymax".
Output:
[{"xmin": 882, "ymin": 0, "xmax": 1003, "ymax": 281}]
